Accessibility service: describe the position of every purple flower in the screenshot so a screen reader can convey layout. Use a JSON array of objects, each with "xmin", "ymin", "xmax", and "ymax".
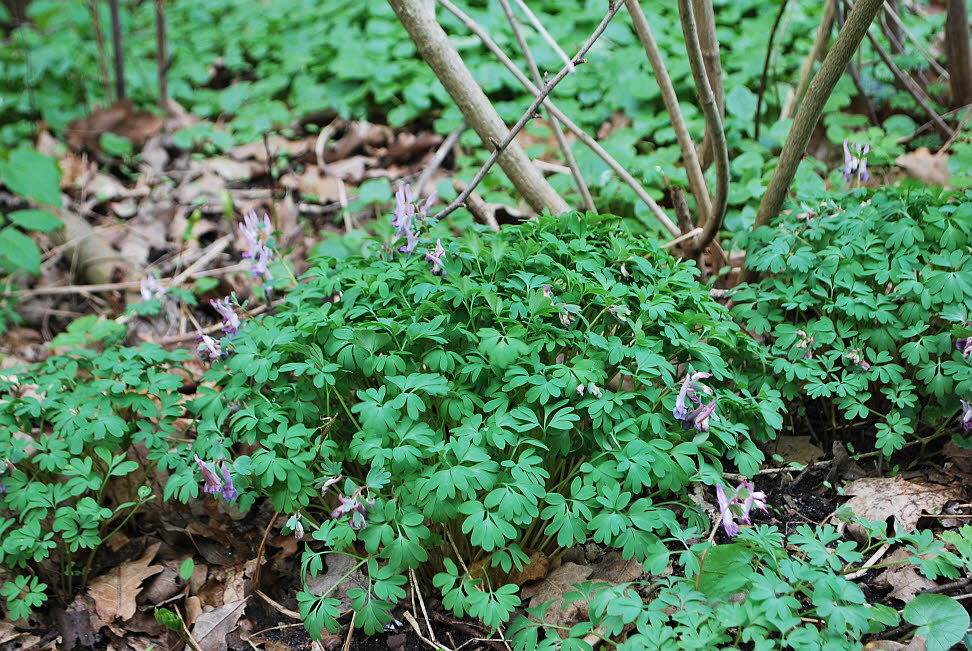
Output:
[
  {"xmin": 716, "ymin": 484, "xmax": 739, "ymax": 537},
  {"xmin": 331, "ymin": 487, "xmax": 374, "ymax": 530},
  {"xmin": 140, "ymin": 275, "xmax": 166, "ymax": 301},
  {"xmin": 716, "ymin": 481, "xmax": 769, "ymax": 537},
  {"xmin": 419, "ymin": 191, "xmax": 438, "ymax": 218},
  {"xmin": 391, "ymin": 181, "xmax": 437, "ymax": 257},
  {"xmin": 842, "ymin": 139, "xmax": 870, "ymax": 185},
  {"xmin": 956, "ymin": 338, "xmax": 972, "ymax": 359},
  {"xmin": 195, "ymin": 455, "xmax": 238, "ymax": 501},
  {"xmin": 321, "ymin": 475, "xmax": 342, "ymax": 494},
  {"xmin": 795, "ymin": 329, "xmax": 814, "ymax": 360},
  {"xmin": 425, "ymin": 239, "xmax": 446, "ymax": 276},
  {"xmin": 197, "ymin": 335, "xmax": 223, "ymax": 361},
  {"xmin": 210, "ymin": 298, "xmax": 241, "ymax": 337},
  {"xmin": 673, "ymin": 370, "xmax": 713, "ymax": 421},
  {"xmin": 961, "ymin": 400, "xmax": 972, "ymax": 430},
  {"xmin": 846, "ymin": 348, "xmax": 870, "ymax": 371},
  {"xmin": 195, "ymin": 454, "xmax": 222, "ymax": 496},
  {"xmin": 240, "ymin": 210, "xmax": 275, "ymax": 282},
  {"xmin": 542, "ymin": 285, "xmax": 553, "ymax": 299},
  {"xmin": 684, "ymin": 397, "xmax": 718, "ymax": 432},
  {"xmin": 219, "ymin": 461, "xmax": 238, "ymax": 501}
]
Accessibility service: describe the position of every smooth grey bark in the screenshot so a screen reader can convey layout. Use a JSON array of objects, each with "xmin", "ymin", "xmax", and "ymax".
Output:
[
  {"xmin": 946, "ymin": 0, "xmax": 972, "ymax": 106},
  {"xmin": 746, "ymin": 0, "xmax": 884, "ymax": 282},
  {"xmin": 387, "ymin": 0, "xmax": 569, "ymax": 216}
]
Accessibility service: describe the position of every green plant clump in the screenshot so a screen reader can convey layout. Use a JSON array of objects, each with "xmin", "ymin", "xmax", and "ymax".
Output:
[
  {"xmin": 0, "ymin": 341, "xmax": 188, "ymax": 618},
  {"xmin": 732, "ymin": 186, "xmax": 972, "ymax": 455},
  {"xmin": 190, "ymin": 212, "xmax": 782, "ymax": 636}
]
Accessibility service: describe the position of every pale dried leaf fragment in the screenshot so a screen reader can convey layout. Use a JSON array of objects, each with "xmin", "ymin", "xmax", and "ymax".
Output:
[
  {"xmin": 87, "ymin": 542, "xmax": 163, "ymax": 623},
  {"xmin": 187, "ymin": 599, "xmax": 246, "ymax": 651},
  {"xmin": 843, "ymin": 476, "xmax": 962, "ymax": 540},
  {"xmin": 874, "ymin": 549, "xmax": 937, "ymax": 604},
  {"xmin": 896, "ymin": 148, "xmax": 951, "ymax": 187},
  {"xmin": 522, "ymin": 562, "xmax": 594, "ymax": 638}
]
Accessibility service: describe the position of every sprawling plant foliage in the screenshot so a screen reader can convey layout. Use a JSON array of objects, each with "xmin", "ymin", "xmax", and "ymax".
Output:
[
  {"xmin": 733, "ymin": 186, "xmax": 972, "ymax": 455},
  {"xmin": 184, "ymin": 212, "xmax": 783, "ymax": 635},
  {"xmin": 0, "ymin": 339, "xmax": 188, "ymax": 618}
]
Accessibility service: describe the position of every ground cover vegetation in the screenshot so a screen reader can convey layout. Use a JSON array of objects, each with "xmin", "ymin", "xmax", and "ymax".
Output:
[{"xmin": 0, "ymin": 0, "xmax": 970, "ymax": 649}]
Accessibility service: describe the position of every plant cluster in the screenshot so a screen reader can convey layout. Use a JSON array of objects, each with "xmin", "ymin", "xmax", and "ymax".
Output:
[
  {"xmin": 0, "ymin": 341, "xmax": 189, "ymax": 618},
  {"xmin": 733, "ymin": 186, "xmax": 972, "ymax": 455},
  {"xmin": 509, "ymin": 518, "xmax": 972, "ymax": 650}
]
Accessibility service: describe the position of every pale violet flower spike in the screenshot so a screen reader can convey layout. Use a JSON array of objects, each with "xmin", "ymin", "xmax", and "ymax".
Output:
[
  {"xmin": 197, "ymin": 335, "xmax": 222, "ymax": 361},
  {"xmin": 194, "ymin": 454, "xmax": 222, "ymax": 496},
  {"xmin": 140, "ymin": 274, "xmax": 166, "ymax": 301},
  {"xmin": 842, "ymin": 139, "xmax": 870, "ymax": 185},
  {"xmin": 287, "ymin": 513, "xmax": 305, "ymax": 540},
  {"xmin": 685, "ymin": 397, "xmax": 718, "ymax": 432},
  {"xmin": 194, "ymin": 455, "xmax": 238, "ymax": 501},
  {"xmin": 425, "ymin": 239, "xmax": 446, "ymax": 276},
  {"xmin": 673, "ymin": 370, "xmax": 713, "ymax": 421},
  {"xmin": 219, "ymin": 461, "xmax": 238, "ymax": 501},
  {"xmin": 961, "ymin": 400, "xmax": 972, "ymax": 430},
  {"xmin": 211, "ymin": 298, "xmax": 240, "ymax": 337},
  {"xmin": 715, "ymin": 484, "xmax": 739, "ymax": 537},
  {"xmin": 716, "ymin": 480, "xmax": 768, "ymax": 537},
  {"xmin": 956, "ymin": 337, "xmax": 972, "ymax": 360},
  {"xmin": 240, "ymin": 210, "xmax": 275, "ymax": 282},
  {"xmin": 392, "ymin": 181, "xmax": 437, "ymax": 257}
]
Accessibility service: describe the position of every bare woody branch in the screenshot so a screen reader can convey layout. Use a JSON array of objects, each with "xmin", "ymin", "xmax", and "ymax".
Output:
[
  {"xmin": 498, "ymin": 0, "xmax": 596, "ymax": 213},
  {"xmin": 678, "ymin": 0, "xmax": 729, "ymax": 255},
  {"xmin": 426, "ymin": 0, "xmax": 624, "ymax": 223},
  {"xmin": 387, "ymin": 0, "xmax": 569, "ymax": 216},
  {"xmin": 748, "ymin": 0, "xmax": 885, "ymax": 280},
  {"xmin": 625, "ymin": 0, "xmax": 712, "ymax": 222},
  {"xmin": 437, "ymin": 0, "xmax": 678, "ymax": 235}
]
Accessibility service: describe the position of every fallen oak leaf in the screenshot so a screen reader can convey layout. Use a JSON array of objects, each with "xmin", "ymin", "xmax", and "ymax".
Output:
[
  {"xmin": 187, "ymin": 598, "xmax": 246, "ymax": 651},
  {"xmin": 843, "ymin": 476, "xmax": 963, "ymax": 541},
  {"xmin": 87, "ymin": 542, "xmax": 163, "ymax": 624}
]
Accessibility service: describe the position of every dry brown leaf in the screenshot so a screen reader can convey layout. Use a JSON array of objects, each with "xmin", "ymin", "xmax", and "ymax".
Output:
[
  {"xmin": 66, "ymin": 99, "xmax": 163, "ymax": 153},
  {"xmin": 522, "ymin": 562, "xmax": 594, "ymax": 638},
  {"xmin": 770, "ymin": 436, "xmax": 824, "ymax": 465},
  {"xmin": 203, "ymin": 157, "xmax": 263, "ymax": 182},
  {"xmin": 508, "ymin": 549, "xmax": 551, "ymax": 586},
  {"xmin": 87, "ymin": 542, "xmax": 163, "ymax": 624},
  {"xmin": 874, "ymin": 549, "xmax": 937, "ymax": 603},
  {"xmin": 944, "ymin": 441, "xmax": 972, "ymax": 474},
  {"xmin": 896, "ymin": 148, "xmax": 951, "ymax": 187},
  {"xmin": 864, "ymin": 636, "xmax": 927, "ymax": 650},
  {"xmin": 188, "ymin": 599, "xmax": 246, "ymax": 651},
  {"xmin": 306, "ymin": 553, "xmax": 370, "ymax": 612},
  {"xmin": 843, "ymin": 476, "xmax": 962, "ymax": 540},
  {"xmin": 323, "ymin": 155, "xmax": 373, "ymax": 183}
]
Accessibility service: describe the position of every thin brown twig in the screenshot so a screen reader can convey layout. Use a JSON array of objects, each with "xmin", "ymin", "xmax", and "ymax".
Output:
[
  {"xmin": 404, "ymin": 611, "xmax": 453, "ymax": 651},
  {"xmin": 856, "ymin": 3, "xmax": 954, "ymax": 138},
  {"xmin": 436, "ymin": 0, "xmax": 677, "ymax": 235},
  {"xmin": 255, "ymin": 589, "xmax": 301, "ymax": 620},
  {"xmin": 499, "ymin": 0, "xmax": 596, "ymax": 212},
  {"xmin": 678, "ymin": 0, "xmax": 729, "ymax": 255},
  {"xmin": 625, "ymin": 0, "xmax": 712, "ymax": 222},
  {"xmin": 410, "ymin": 568, "xmax": 436, "ymax": 643},
  {"xmin": 155, "ymin": 0, "xmax": 168, "ymax": 113},
  {"xmin": 937, "ymin": 105, "xmax": 972, "ymax": 155},
  {"xmin": 88, "ymin": 1, "xmax": 113, "ymax": 101},
  {"xmin": 108, "ymin": 0, "xmax": 125, "ymax": 99},
  {"xmin": 429, "ymin": 0, "xmax": 624, "ymax": 225},
  {"xmin": 755, "ymin": 0, "xmax": 791, "ymax": 140},
  {"xmin": 251, "ymin": 511, "xmax": 279, "ymax": 591},
  {"xmin": 11, "ymin": 263, "xmax": 246, "ymax": 298},
  {"xmin": 415, "ymin": 122, "xmax": 466, "ymax": 198},
  {"xmin": 882, "ymin": 1, "xmax": 948, "ymax": 79}
]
